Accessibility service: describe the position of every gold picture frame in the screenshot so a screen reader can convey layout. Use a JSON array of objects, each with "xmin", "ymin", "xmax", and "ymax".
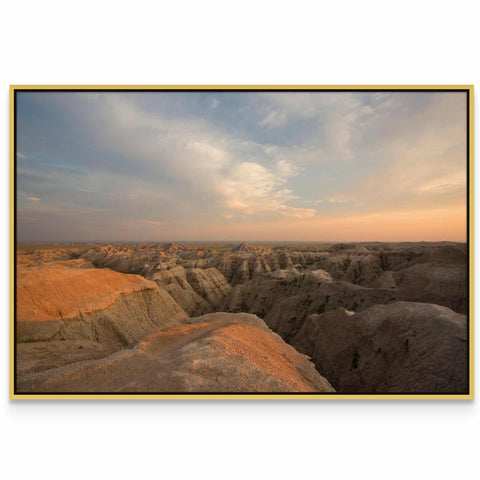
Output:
[{"xmin": 10, "ymin": 85, "xmax": 474, "ymax": 400}]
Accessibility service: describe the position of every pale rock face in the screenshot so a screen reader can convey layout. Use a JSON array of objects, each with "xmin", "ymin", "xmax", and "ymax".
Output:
[
  {"xmin": 305, "ymin": 269, "xmax": 334, "ymax": 283},
  {"xmin": 180, "ymin": 259, "xmax": 210, "ymax": 269},
  {"xmin": 161, "ymin": 242, "xmax": 186, "ymax": 253},
  {"xmin": 16, "ymin": 264, "xmax": 188, "ymax": 347},
  {"xmin": 163, "ymin": 283, "xmax": 213, "ymax": 317},
  {"xmin": 51, "ymin": 287, "xmax": 188, "ymax": 348},
  {"xmin": 232, "ymin": 242, "xmax": 262, "ymax": 254},
  {"xmin": 150, "ymin": 260, "xmax": 179, "ymax": 271},
  {"xmin": 19, "ymin": 286, "xmax": 189, "ymax": 348},
  {"xmin": 202, "ymin": 251, "xmax": 326, "ymax": 286},
  {"xmin": 149, "ymin": 265, "xmax": 192, "ymax": 290},
  {"xmin": 309, "ymin": 250, "xmax": 382, "ymax": 285},
  {"xmin": 18, "ymin": 313, "xmax": 335, "ymax": 394},
  {"xmin": 292, "ymin": 302, "xmax": 468, "ymax": 394},
  {"xmin": 149, "ymin": 264, "xmax": 233, "ymax": 314},
  {"xmin": 186, "ymin": 267, "xmax": 232, "ymax": 308},
  {"xmin": 80, "ymin": 245, "xmax": 164, "ymax": 275},
  {"xmin": 17, "ymin": 264, "xmax": 159, "ymax": 323},
  {"xmin": 267, "ymin": 254, "xmax": 282, "ymax": 273},
  {"xmin": 250, "ymin": 257, "xmax": 264, "ymax": 275},
  {"xmin": 209, "ymin": 254, "xmax": 236, "ymax": 281},
  {"xmin": 230, "ymin": 259, "xmax": 251, "ymax": 285},
  {"xmin": 16, "ymin": 249, "xmax": 82, "ymax": 268}
]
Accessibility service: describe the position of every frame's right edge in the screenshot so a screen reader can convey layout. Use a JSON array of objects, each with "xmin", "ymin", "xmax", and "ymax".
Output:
[{"xmin": 468, "ymin": 85, "xmax": 474, "ymax": 399}]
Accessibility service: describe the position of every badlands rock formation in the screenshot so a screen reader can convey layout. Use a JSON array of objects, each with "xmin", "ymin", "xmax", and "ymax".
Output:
[
  {"xmin": 222, "ymin": 272, "xmax": 396, "ymax": 341},
  {"xmin": 81, "ymin": 244, "xmax": 170, "ymax": 275},
  {"xmin": 17, "ymin": 262, "xmax": 187, "ymax": 347},
  {"xmin": 162, "ymin": 284, "xmax": 213, "ymax": 317},
  {"xmin": 231, "ymin": 242, "xmax": 263, "ymax": 254},
  {"xmin": 292, "ymin": 302, "xmax": 467, "ymax": 393},
  {"xmin": 17, "ymin": 340, "xmax": 116, "ymax": 389},
  {"xmin": 393, "ymin": 263, "xmax": 467, "ymax": 313},
  {"xmin": 162, "ymin": 242, "xmax": 186, "ymax": 253},
  {"xmin": 147, "ymin": 264, "xmax": 213, "ymax": 315},
  {"xmin": 148, "ymin": 264, "xmax": 231, "ymax": 313},
  {"xmin": 18, "ymin": 313, "xmax": 334, "ymax": 393},
  {"xmin": 185, "ymin": 268, "xmax": 232, "ymax": 308},
  {"xmin": 16, "ymin": 241, "xmax": 469, "ymax": 394}
]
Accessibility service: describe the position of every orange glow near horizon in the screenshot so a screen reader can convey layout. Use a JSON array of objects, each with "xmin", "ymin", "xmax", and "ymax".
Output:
[{"xmin": 175, "ymin": 206, "xmax": 467, "ymax": 243}]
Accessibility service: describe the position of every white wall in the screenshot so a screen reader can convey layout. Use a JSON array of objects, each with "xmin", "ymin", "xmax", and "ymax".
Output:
[{"xmin": 1, "ymin": 2, "xmax": 478, "ymax": 479}]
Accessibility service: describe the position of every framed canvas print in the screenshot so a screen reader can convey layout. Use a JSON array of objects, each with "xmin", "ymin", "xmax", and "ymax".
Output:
[{"xmin": 9, "ymin": 85, "xmax": 473, "ymax": 399}]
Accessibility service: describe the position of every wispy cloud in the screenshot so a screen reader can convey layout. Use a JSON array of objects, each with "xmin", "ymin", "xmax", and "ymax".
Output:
[
  {"xmin": 259, "ymin": 110, "xmax": 287, "ymax": 128},
  {"xmin": 15, "ymin": 91, "xmax": 467, "ymax": 241},
  {"xmin": 209, "ymin": 98, "xmax": 220, "ymax": 109}
]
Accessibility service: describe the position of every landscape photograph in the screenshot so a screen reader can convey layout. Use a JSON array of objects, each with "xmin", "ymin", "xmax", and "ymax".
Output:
[{"xmin": 12, "ymin": 87, "xmax": 471, "ymax": 397}]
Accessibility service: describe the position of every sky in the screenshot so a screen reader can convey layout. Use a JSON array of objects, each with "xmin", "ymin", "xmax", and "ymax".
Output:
[{"xmin": 16, "ymin": 90, "xmax": 468, "ymax": 242}]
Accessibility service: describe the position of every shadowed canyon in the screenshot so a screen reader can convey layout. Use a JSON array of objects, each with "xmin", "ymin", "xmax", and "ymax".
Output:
[{"xmin": 16, "ymin": 241, "xmax": 468, "ymax": 394}]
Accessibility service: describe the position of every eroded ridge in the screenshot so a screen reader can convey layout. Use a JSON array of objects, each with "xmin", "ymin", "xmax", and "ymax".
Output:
[{"xmin": 15, "ymin": 241, "xmax": 468, "ymax": 394}]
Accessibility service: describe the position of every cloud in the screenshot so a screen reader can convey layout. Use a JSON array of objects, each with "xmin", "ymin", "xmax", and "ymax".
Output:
[
  {"xmin": 15, "ymin": 91, "xmax": 467, "ymax": 241},
  {"xmin": 17, "ymin": 92, "xmax": 314, "ymax": 240},
  {"xmin": 348, "ymin": 93, "xmax": 467, "ymax": 214},
  {"xmin": 219, "ymin": 161, "xmax": 296, "ymax": 214},
  {"xmin": 261, "ymin": 92, "xmax": 368, "ymax": 162},
  {"xmin": 417, "ymin": 183, "xmax": 464, "ymax": 193},
  {"xmin": 284, "ymin": 207, "xmax": 315, "ymax": 219},
  {"xmin": 259, "ymin": 110, "xmax": 287, "ymax": 128},
  {"xmin": 314, "ymin": 195, "xmax": 356, "ymax": 204},
  {"xmin": 275, "ymin": 159, "xmax": 300, "ymax": 178},
  {"xmin": 141, "ymin": 220, "xmax": 165, "ymax": 226},
  {"xmin": 210, "ymin": 98, "xmax": 220, "ymax": 109},
  {"xmin": 27, "ymin": 197, "xmax": 40, "ymax": 202}
]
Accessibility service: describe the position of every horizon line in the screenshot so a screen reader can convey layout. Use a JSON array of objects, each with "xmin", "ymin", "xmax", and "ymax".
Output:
[{"xmin": 16, "ymin": 239, "xmax": 467, "ymax": 245}]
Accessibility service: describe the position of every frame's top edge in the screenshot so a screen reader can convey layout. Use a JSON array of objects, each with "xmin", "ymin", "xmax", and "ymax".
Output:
[{"xmin": 10, "ymin": 84, "xmax": 474, "ymax": 91}]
